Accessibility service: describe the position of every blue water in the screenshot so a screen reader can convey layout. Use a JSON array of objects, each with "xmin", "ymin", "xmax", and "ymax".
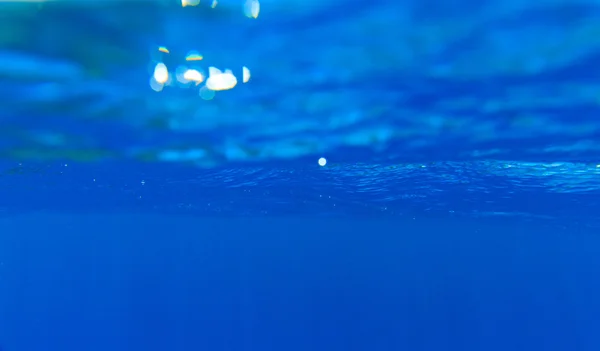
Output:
[{"xmin": 1, "ymin": 0, "xmax": 600, "ymax": 350}]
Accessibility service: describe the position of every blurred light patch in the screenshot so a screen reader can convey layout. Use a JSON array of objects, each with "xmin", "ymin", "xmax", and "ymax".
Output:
[
  {"xmin": 153, "ymin": 62, "xmax": 169, "ymax": 84},
  {"xmin": 183, "ymin": 69, "xmax": 204, "ymax": 84},
  {"xmin": 318, "ymin": 157, "xmax": 327, "ymax": 166},
  {"xmin": 149, "ymin": 77, "xmax": 164, "ymax": 92},
  {"xmin": 181, "ymin": 0, "xmax": 200, "ymax": 7},
  {"xmin": 175, "ymin": 65, "xmax": 190, "ymax": 84},
  {"xmin": 158, "ymin": 149, "xmax": 207, "ymax": 162},
  {"xmin": 185, "ymin": 51, "xmax": 203, "ymax": 61},
  {"xmin": 199, "ymin": 85, "xmax": 216, "ymax": 100},
  {"xmin": 242, "ymin": 66, "xmax": 250, "ymax": 83},
  {"xmin": 158, "ymin": 46, "xmax": 169, "ymax": 54},
  {"xmin": 244, "ymin": 0, "xmax": 260, "ymax": 19},
  {"xmin": 211, "ymin": 0, "xmax": 217, "ymax": 8},
  {"xmin": 206, "ymin": 67, "xmax": 237, "ymax": 91}
]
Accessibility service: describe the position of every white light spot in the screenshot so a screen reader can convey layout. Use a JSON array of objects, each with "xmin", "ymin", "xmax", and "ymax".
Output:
[
  {"xmin": 244, "ymin": 0, "xmax": 260, "ymax": 18},
  {"xmin": 318, "ymin": 157, "xmax": 327, "ymax": 166},
  {"xmin": 175, "ymin": 65, "xmax": 189, "ymax": 84},
  {"xmin": 149, "ymin": 76, "xmax": 164, "ymax": 92},
  {"xmin": 211, "ymin": 0, "xmax": 217, "ymax": 8},
  {"xmin": 205, "ymin": 67, "xmax": 237, "ymax": 91},
  {"xmin": 153, "ymin": 62, "xmax": 169, "ymax": 84},
  {"xmin": 183, "ymin": 69, "xmax": 204, "ymax": 84},
  {"xmin": 242, "ymin": 66, "xmax": 251, "ymax": 83}
]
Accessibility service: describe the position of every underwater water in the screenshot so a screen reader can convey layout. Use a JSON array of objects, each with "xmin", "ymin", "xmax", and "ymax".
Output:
[{"xmin": 1, "ymin": 0, "xmax": 600, "ymax": 350}]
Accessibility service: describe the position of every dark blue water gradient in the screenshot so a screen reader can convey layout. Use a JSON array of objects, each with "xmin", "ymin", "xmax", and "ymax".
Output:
[{"xmin": 1, "ymin": 215, "xmax": 600, "ymax": 351}]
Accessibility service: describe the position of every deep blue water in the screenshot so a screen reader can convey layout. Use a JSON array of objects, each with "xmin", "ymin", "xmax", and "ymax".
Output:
[
  {"xmin": 2, "ymin": 215, "xmax": 600, "ymax": 350},
  {"xmin": 1, "ymin": 0, "xmax": 600, "ymax": 350}
]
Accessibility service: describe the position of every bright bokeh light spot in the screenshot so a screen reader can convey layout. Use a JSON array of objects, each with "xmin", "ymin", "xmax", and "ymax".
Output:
[
  {"xmin": 206, "ymin": 67, "xmax": 237, "ymax": 91},
  {"xmin": 181, "ymin": 0, "xmax": 200, "ymax": 7},
  {"xmin": 211, "ymin": 0, "xmax": 218, "ymax": 8},
  {"xmin": 244, "ymin": 0, "xmax": 260, "ymax": 18},
  {"xmin": 318, "ymin": 157, "xmax": 327, "ymax": 166},
  {"xmin": 175, "ymin": 65, "xmax": 189, "ymax": 84},
  {"xmin": 242, "ymin": 66, "xmax": 251, "ymax": 83},
  {"xmin": 153, "ymin": 62, "xmax": 169, "ymax": 84},
  {"xmin": 158, "ymin": 46, "xmax": 170, "ymax": 54},
  {"xmin": 149, "ymin": 77, "xmax": 164, "ymax": 92},
  {"xmin": 185, "ymin": 51, "xmax": 203, "ymax": 61},
  {"xmin": 183, "ymin": 69, "xmax": 204, "ymax": 84}
]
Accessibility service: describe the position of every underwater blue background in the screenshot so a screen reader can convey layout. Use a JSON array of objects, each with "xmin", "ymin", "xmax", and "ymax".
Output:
[
  {"xmin": 1, "ymin": 0, "xmax": 600, "ymax": 349},
  {"xmin": 1, "ymin": 215, "xmax": 600, "ymax": 351}
]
